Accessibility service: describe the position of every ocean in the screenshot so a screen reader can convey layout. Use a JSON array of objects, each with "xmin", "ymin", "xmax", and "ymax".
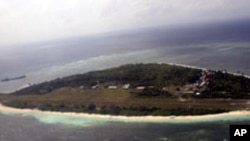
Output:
[{"xmin": 0, "ymin": 39, "xmax": 250, "ymax": 93}]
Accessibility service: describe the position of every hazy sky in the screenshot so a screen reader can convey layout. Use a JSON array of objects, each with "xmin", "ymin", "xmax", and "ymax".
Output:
[{"xmin": 1, "ymin": 0, "xmax": 250, "ymax": 47}]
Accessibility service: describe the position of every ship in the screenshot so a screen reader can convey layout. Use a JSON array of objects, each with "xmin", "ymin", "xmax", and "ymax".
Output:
[{"xmin": 1, "ymin": 75, "xmax": 26, "ymax": 82}]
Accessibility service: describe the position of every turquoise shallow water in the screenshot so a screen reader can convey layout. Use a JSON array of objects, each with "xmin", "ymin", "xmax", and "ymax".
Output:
[
  {"xmin": 0, "ymin": 110, "xmax": 249, "ymax": 141},
  {"xmin": 0, "ymin": 109, "xmax": 250, "ymax": 140},
  {"xmin": 1, "ymin": 109, "xmax": 250, "ymax": 126}
]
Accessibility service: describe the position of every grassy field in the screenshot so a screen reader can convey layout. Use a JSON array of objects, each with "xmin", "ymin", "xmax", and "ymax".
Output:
[{"xmin": 1, "ymin": 87, "xmax": 249, "ymax": 116}]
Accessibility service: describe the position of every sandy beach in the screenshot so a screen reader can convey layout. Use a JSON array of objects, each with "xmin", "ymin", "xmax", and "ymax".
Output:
[
  {"xmin": 166, "ymin": 63, "xmax": 250, "ymax": 79},
  {"xmin": 0, "ymin": 103, "xmax": 250, "ymax": 123}
]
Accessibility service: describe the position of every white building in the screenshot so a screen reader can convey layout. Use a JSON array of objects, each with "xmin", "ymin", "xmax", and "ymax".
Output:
[
  {"xmin": 136, "ymin": 86, "xmax": 145, "ymax": 90},
  {"xmin": 108, "ymin": 86, "xmax": 118, "ymax": 89},
  {"xmin": 123, "ymin": 84, "xmax": 130, "ymax": 89}
]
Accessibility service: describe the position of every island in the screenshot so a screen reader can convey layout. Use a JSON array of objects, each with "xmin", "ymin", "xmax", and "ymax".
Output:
[{"xmin": 0, "ymin": 63, "xmax": 250, "ymax": 116}]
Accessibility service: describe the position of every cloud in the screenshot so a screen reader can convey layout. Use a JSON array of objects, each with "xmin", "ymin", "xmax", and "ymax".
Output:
[{"xmin": 0, "ymin": 0, "xmax": 250, "ymax": 47}]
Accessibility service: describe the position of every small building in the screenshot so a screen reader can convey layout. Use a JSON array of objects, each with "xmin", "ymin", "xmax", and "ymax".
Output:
[
  {"xmin": 123, "ymin": 84, "xmax": 130, "ymax": 89},
  {"xmin": 108, "ymin": 86, "xmax": 118, "ymax": 89},
  {"xmin": 162, "ymin": 87, "xmax": 167, "ymax": 91},
  {"xmin": 196, "ymin": 92, "xmax": 201, "ymax": 95},
  {"xmin": 91, "ymin": 84, "xmax": 99, "ymax": 89},
  {"xmin": 136, "ymin": 86, "xmax": 145, "ymax": 90},
  {"xmin": 200, "ymin": 81, "xmax": 206, "ymax": 87}
]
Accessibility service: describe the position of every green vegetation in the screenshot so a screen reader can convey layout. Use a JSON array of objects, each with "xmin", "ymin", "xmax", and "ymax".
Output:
[
  {"xmin": 197, "ymin": 71, "xmax": 250, "ymax": 98},
  {"xmin": 1, "ymin": 63, "xmax": 250, "ymax": 116},
  {"xmin": 12, "ymin": 63, "xmax": 202, "ymax": 95},
  {"xmin": 132, "ymin": 87, "xmax": 172, "ymax": 97}
]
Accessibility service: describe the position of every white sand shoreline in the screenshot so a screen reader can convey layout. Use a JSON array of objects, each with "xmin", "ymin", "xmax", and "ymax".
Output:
[
  {"xmin": 166, "ymin": 62, "xmax": 250, "ymax": 78},
  {"xmin": 1, "ymin": 103, "xmax": 250, "ymax": 123}
]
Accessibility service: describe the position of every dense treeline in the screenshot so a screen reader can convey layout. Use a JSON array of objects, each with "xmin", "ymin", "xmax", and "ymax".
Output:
[
  {"xmin": 132, "ymin": 87, "xmax": 172, "ymax": 97},
  {"xmin": 13, "ymin": 63, "xmax": 202, "ymax": 95},
  {"xmin": 3, "ymin": 101, "xmax": 228, "ymax": 116}
]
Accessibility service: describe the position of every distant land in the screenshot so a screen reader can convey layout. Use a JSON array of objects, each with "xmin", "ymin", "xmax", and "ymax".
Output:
[{"xmin": 0, "ymin": 63, "xmax": 250, "ymax": 116}]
